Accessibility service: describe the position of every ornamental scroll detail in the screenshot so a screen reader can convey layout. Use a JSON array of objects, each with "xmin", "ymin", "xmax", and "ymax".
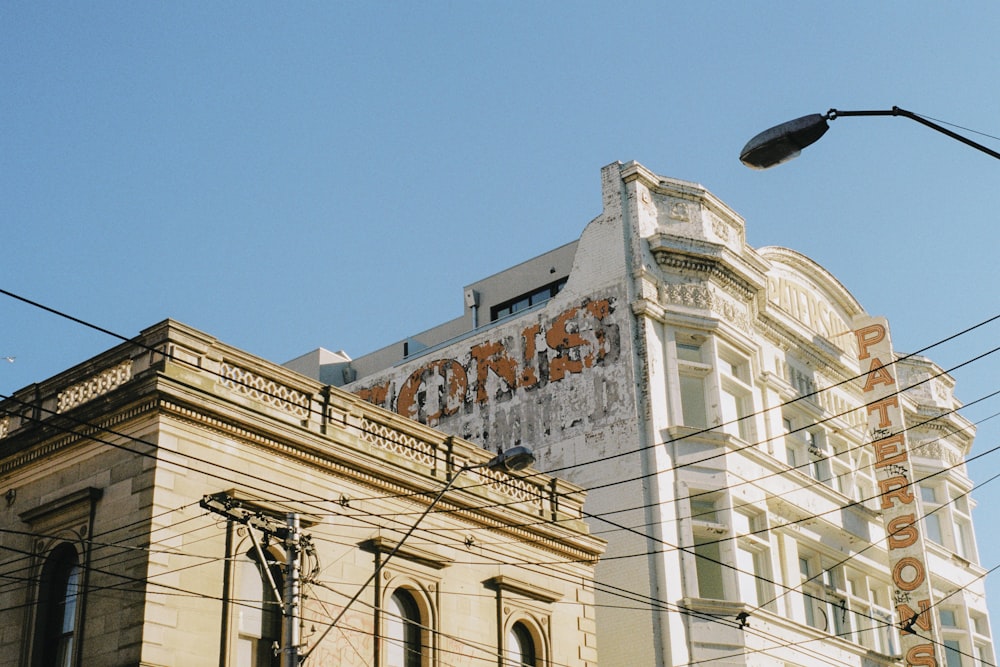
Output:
[
  {"xmin": 661, "ymin": 283, "xmax": 752, "ymax": 334},
  {"xmin": 220, "ymin": 362, "xmax": 310, "ymax": 419},
  {"xmin": 57, "ymin": 360, "xmax": 133, "ymax": 413}
]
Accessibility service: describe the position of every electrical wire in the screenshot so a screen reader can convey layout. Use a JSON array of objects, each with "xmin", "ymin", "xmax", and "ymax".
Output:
[{"xmin": 4, "ymin": 288, "xmax": 1000, "ymax": 663}]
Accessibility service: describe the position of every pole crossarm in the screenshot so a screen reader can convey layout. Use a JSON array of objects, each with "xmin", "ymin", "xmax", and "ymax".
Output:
[
  {"xmin": 200, "ymin": 491, "xmax": 288, "ymax": 537},
  {"xmin": 201, "ymin": 492, "xmax": 306, "ymax": 666}
]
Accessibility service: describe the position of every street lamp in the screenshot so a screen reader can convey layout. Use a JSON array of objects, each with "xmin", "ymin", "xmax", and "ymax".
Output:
[
  {"xmin": 739, "ymin": 105, "xmax": 998, "ymax": 667},
  {"xmin": 300, "ymin": 445, "xmax": 536, "ymax": 663},
  {"xmin": 739, "ymin": 106, "xmax": 1000, "ymax": 170}
]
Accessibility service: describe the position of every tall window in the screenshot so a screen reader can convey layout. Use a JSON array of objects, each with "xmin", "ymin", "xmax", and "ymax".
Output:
[
  {"xmin": 827, "ymin": 437, "xmax": 852, "ymax": 496},
  {"xmin": 34, "ymin": 543, "xmax": 81, "ymax": 667},
  {"xmin": 971, "ymin": 613, "xmax": 993, "ymax": 666},
  {"xmin": 854, "ymin": 450, "xmax": 878, "ymax": 510},
  {"xmin": 236, "ymin": 554, "xmax": 282, "ymax": 667},
  {"xmin": 677, "ymin": 343, "xmax": 709, "ymax": 429},
  {"xmin": 386, "ymin": 589, "xmax": 422, "ymax": 667},
  {"xmin": 689, "ymin": 494, "xmax": 725, "ymax": 600},
  {"xmin": 507, "ymin": 621, "xmax": 537, "ymax": 667},
  {"xmin": 919, "ymin": 482, "xmax": 977, "ymax": 561},
  {"xmin": 798, "ymin": 553, "xmax": 849, "ymax": 637},
  {"xmin": 943, "ymin": 640, "xmax": 963, "ymax": 667},
  {"xmin": 939, "ymin": 608, "xmax": 967, "ymax": 667},
  {"xmin": 719, "ymin": 352, "xmax": 754, "ymax": 441},
  {"xmin": 844, "ymin": 570, "xmax": 896, "ymax": 655},
  {"xmin": 733, "ymin": 511, "xmax": 771, "ymax": 608}
]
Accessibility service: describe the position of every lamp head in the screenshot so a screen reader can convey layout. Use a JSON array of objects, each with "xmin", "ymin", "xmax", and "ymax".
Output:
[
  {"xmin": 486, "ymin": 446, "xmax": 535, "ymax": 472},
  {"xmin": 739, "ymin": 113, "xmax": 830, "ymax": 169}
]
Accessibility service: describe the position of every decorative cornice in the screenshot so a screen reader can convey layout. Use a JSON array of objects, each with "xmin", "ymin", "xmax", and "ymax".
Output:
[
  {"xmin": 484, "ymin": 575, "xmax": 562, "ymax": 603},
  {"xmin": 0, "ymin": 397, "xmax": 158, "ymax": 476},
  {"xmin": 650, "ymin": 249, "xmax": 757, "ymax": 302},
  {"xmin": 361, "ymin": 536, "xmax": 454, "ymax": 570}
]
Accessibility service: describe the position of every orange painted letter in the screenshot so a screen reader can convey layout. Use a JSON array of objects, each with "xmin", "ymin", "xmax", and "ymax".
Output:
[
  {"xmin": 887, "ymin": 514, "xmax": 919, "ymax": 549},
  {"xmin": 862, "ymin": 357, "xmax": 895, "ymax": 392},
  {"xmin": 905, "ymin": 643, "xmax": 937, "ymax": 666},
  {"xmin": 855, "ymin": 324, "xmax": 886, "ymax": 360}
]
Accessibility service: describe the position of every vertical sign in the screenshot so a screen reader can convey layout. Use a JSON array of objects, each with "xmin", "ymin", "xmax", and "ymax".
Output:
[{"xmin": 854, "ymin": 316, "xmax": 940, "ymax": 666}]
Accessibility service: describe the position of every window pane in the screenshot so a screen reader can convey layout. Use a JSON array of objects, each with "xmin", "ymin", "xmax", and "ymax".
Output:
[
  {"xmin": 830, "ymin": 598, "xmax": 849, "ymax": 637},
  {"xmin": 690, "ymin": 498, "xmax": 717, "ymax": 523},
  {"xmin": 736, "ymin": 546, "xmax": 759, "ymax": 607},
  {"xmin": 237, "ymin": 556, "xmax": 281, "ymax": 667},
  {"xmin": 720, "ymin": 387, "xmax": 752, "ymax": 440},
  {"xmin": 694, "ymin": 540, "xmax": 724, "ymax": 599},
  {"xmin": 925, "ymin": 514, "xmax": 944, "ymax": 545},
  {"xmin": 720, "ymin": 390, "xmax": 740, "ymax": 437},
  {"xmin": 955, "ymin": 521, "xmax": 970, "ymax": 559},
  {"xmin": 61, "ymin": 565, "xmax": 80, "ymax": 635},
  {"xmin": 876, "ymin": 610, "xmax": 897, "ymax": 656},
  {"xmin": 387, "ymin": 590, "xmax": 422, "ymax": 667},
  {"xmin": 37, "ymin": 545, "xmax": 81, "ymax": 667},
  {"xmin": 677, "ymin": 343, "xmax": 701, "ymax": 363},
  {"xmin": 944, "ymin": 639, "xmax": 963, "ymax": 667},
  {"xmin": 507, "ymin": 622, "xmax": 536, "ymax": 667},
  {"xmin": 680, "ymin": 376, "xmax": 708, "ymax": 428}
]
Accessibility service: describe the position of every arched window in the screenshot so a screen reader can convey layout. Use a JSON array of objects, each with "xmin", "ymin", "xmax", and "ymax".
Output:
[
  {"xmin": 34, "ymin": 543, "xmax": 81, "ymax": 667},
  {"xmin": 507, "ymin": 621, "xmax": 537, "ymax": 667},
  {"xmin": 236, "ymin": 553, "xmax": 282, "ymax": 667},
  {"xmin": 385, "ymin": 588, "xmax": 422, "ymax": 667}
]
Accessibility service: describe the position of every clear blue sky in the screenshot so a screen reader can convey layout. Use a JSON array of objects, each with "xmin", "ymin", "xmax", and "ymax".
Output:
[{"xmin": 5, "ymin": 1, "xmax": 1000, "ymax": 634}]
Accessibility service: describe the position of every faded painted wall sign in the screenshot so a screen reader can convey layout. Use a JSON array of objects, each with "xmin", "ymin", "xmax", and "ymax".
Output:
[
  {"xmin": 353, "ymin": 295, "xmax": 626, "ymax": 445},
  {"xmin": 769, "ymin": 274, "xmax": 856, "ymax": 355},
  {"xmin": 854, "ymin": 316, "xmax": 940, "ymax": 667}
]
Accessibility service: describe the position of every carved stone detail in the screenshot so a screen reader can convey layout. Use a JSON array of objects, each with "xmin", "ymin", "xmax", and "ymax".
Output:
[
  {"xmin": 662, "ymin": 283, "xmax": 712, "ymax": 310},
  {"xmin": 57, "ymin": 360, "xmax": 133, "ymax": 413},
  {"xmin": 660, "ymin": 283, "xmax": 752, "ymax": 334},
  {"xmin": 0, "ymin": 415, "xmax": 7, "ymax": 440},
  {"xmin": 911, "ymin": 439, "xmax": 961, "ymax": 466},
  {"xmin": 711, "ymin": 216, "xmax": 730, "ymax": 242},
  {"xmin": 220, "ymin": 362, "xmax": 309, "ymax": 419},
  {"xmin": 668, "ymin": 201, "xmax": 690, "ymax": 222}
]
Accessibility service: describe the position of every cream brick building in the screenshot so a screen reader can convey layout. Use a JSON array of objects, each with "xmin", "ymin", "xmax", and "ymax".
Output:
[
  {"xmin": 292, "ymin": 161, "xmax": 996, "ymax": 666},
  {"xmin": 0, "ymin": 320, "xmax": 603, "ymax": 666}
]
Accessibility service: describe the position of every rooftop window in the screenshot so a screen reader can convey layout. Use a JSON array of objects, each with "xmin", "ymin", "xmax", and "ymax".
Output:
[{"xmin": 490, "ymin": 279, "xmax": 567, "ymax": 322}]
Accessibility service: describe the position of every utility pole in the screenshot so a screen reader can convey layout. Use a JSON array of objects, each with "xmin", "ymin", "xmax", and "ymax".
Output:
[
  {"xmin": 282, "ymin": 513, "xmax": 301, "ymax": 667},
  {"xmin": 201, "ymin": 493, "xmax": 306, "ymax": 666}
]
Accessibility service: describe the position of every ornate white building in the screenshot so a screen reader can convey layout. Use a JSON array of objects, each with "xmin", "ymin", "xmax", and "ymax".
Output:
[{"xmin": 290, "ymin": 161, "xmax": 996, "ymax": 666}]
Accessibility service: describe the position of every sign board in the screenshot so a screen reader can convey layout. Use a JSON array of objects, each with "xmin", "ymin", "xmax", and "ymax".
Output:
[{"xmin": 854, "ymin": 316, "xmax": 940, "ymax": 666}]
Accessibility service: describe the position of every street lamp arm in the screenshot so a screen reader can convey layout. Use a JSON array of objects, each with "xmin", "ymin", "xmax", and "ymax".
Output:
[
  {"xmin": 829, "ymin": 107, "xmax": 1000, "ymax": 161},
  {"xmin": 740, "ymin": 106, "xmax": 1000, "ymax": 169}
]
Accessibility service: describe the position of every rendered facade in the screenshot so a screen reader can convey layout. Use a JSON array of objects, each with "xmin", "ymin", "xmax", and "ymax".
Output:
[
  {"xmin": 293, "ymin": 161, "xmax": 995, "ymax": 666},
  {"xmin": 0, "ymin": 320, "xmax": 603, "ymax": 666}
]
